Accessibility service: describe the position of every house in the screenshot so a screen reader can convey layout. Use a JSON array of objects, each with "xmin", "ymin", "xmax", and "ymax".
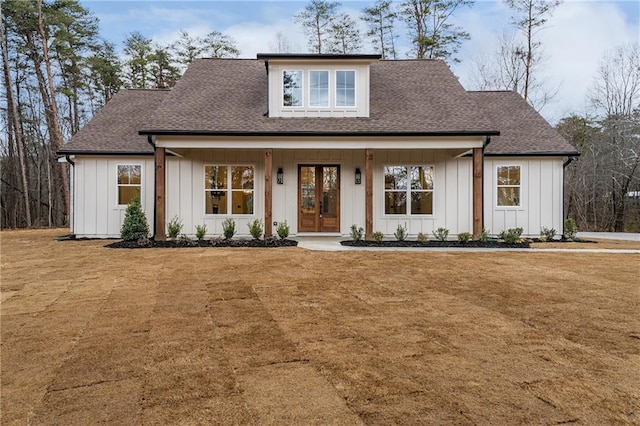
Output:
[{"xmin": 58, "ymin": 54, "xmax": 578, "ymax": 240}]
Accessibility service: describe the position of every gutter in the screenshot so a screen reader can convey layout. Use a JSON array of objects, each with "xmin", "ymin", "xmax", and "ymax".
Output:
[
  {"xmin": 138, "ymin": 129, "xmax": 502, "ymax": 137},
  {"xmin": 64, "ymin": 154, "xmax": 75, "ymax": 166},
  {"xmin": 563, "ymin": 156, "xmax": 578, "ymax": 168}
]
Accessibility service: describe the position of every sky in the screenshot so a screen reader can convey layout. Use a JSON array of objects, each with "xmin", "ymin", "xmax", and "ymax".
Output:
[{"xmin": 79, "ymin": 0, "xmax": 640, "ymax": 123}]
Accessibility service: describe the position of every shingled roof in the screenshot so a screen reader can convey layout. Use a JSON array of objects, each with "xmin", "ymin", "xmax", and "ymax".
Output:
[
  {"xmin": 468, "ymin": 91, "xmax": 578, "ymax": 156},
  {"xmin": 139, "ymin": 58, "xmax": 498, "ymax": 135},
  {"xmin": 60, "ymin": 58, "xmax": 576, "ymax": 156},
  {"xmin": 59, "ymin": 89, "xmax": 168, "ymax": 155}
]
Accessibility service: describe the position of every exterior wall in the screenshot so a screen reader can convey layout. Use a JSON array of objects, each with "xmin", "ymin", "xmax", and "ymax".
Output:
[
  {"xmin": 483, "ymin": 157, "xmax": 564, "ymax": 237},
  {"xmin": 373, "ymin": 150, "xmax": 473, "ymax": 236},
  {"xmin": 72, "ymin": 156, "xmax": 154, "ymax": 238},
  {"xmin": 71, "ymin": 151, "xmax": 565, "ymax": 239}
]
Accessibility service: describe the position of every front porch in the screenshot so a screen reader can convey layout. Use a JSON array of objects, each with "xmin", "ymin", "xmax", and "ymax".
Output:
[{"xmin": 150, "ymin": 139, "xmax": 486, "ymax": 241}]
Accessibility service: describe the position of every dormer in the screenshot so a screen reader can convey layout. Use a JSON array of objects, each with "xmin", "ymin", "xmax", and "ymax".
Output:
[{"xmin": 257, "ymin": 53, "xmax": 381, "ymax": 118}]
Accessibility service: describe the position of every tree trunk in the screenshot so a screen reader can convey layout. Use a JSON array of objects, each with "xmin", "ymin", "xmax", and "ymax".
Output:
[{"xmin": 2, "ymin": 17, "xmax": 32, "ymax": 227}]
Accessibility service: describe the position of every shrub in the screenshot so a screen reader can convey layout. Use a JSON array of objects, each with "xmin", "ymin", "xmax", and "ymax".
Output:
[
  {"xmin": 432, "ymin": 227, "xmax": 449, "ymax": 242},
  {"xmin": 458, "ymin": 232, "xmax": 472, "ymax": 243},
  {"xmin": 350, "ymin": 224, "xmax": 364, "ymax": 242},
  {"xmin": 479, "ymin": 228, "xmax": 490, "ymax": 242},
  {"xmin": 540, "ymin": 227, "xmax": 556, "ymax": 242},
  {"xmin": 195, "ymin": 224, "xmax": 207, "ymax": 240},
  {"xmin": 167, "ymin": 215, "xmax": 183, "ymax": 239},
  {"xmin": 372, "ymin": 231, "xmax": 384, "ymax": 242},
  {"xmin": 276, "ymin": 221, "xmax": 290, "ymax": 239},
  {"xmin": 499, "ymin": 227, "xmax": 523, "ymax": 244},
  {"xmin": 564, "ymin": 218, "xmax": 578, "ymax": 240},
  {"xmin": 120, "ymin": 196, "xmax": 149, "ymax": 241},
  {"xmin": 394, "ymin": 223, "xmax": 408, "ymax": 241},
  {"xmin": 416, "ymin": 232, "xmax": 429, "ymax": 243},
  {"xmin": 222, "ymin": 217, "xmax": 236, "ymax": 240},
  {"xmin": 248, "ymin": 219, "xmax": 263, "ymax": 240}
]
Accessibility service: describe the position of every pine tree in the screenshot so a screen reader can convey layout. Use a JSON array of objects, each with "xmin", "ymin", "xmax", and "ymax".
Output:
[{"xmin": 121, "ymin": 196, "xmax": 150, "ymax": 241}]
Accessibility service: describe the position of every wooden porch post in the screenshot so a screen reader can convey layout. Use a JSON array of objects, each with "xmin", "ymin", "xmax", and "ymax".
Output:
[
  {"xmin": 365, "ymin": 148, "xmax": 374, "ymax": 240},
  {"xmin": 264, "ymin": 148, "xmax": 273, "ymax": 238},
  {"xmin": 472, "ymin": 147, "xmax": 483, "ymax": 239},
  {"xmin": 154, "ymin": 146, "xmax": 166, "ymax": 241}
]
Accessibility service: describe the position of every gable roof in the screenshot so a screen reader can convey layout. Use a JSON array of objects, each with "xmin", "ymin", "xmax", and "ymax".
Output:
[
  {"xmin": 467, "ymin": 91, "xmax": 578, "ymax": 156},
  {"xmin": 139, "ymin": 58, "xmax": 499, "ymax": 136},
  {"xmin": 59, "ymin": 89, "xmax": 168, "ymax": 155}
]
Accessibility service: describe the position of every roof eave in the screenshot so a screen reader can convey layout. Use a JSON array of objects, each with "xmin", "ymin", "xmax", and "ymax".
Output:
[
  {"xmin": 138, "ymin": 130, "xmax": 501, "ymax": 137},
  {"xmin": 57, "ymin": 150, "xmax": 153, "ymax": 156},
  {"xmin": 485, "ymin": 151, "xmax": 581, "ymax": 157}
]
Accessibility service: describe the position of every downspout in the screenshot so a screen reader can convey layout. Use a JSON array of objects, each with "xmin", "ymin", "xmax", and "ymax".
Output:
[
  {"xmin": 562, "ymin": 156, "xmax": 577, "ymax": 222},
  {"xmin": 263, "ymin": 59, "xmax": 269, "ymax": 117},
  {"xmin": 65, "ymin": 155, "xmax": 75, "ymax": 235},
  {"xmin": 482, "ymin": 136, "xmax": 491, "ymax": 233},
  {"xmin": 147, "ymin": 135, "xmax": 156, "ymax": 236}
]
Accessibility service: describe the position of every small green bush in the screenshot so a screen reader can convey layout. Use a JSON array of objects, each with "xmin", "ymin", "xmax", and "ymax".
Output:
[
  {"xmin": 120, "ymin": 196, "xmax": 149, "ymax": 241},
  {"xmin": 499, "ymin": 227, "xmax": 523, "ymax": 244},
  {"xmin": 479, "ymin": 228, "xmax": 490, "ymax": 242},
  {"xmin": 167, "ymin": 215, "xmax": 183, "ymax": 239},
  {"xmin": 564, "ymin": 218, "xmax": 578, "ymax": 240},
  {"xmin": 195, "ymin": 224, "xmax": 207, "ymax": 240},
  {"xmin": 540, "ymin": 227, "xmax": 556, "ymax": 242},
  {"xmin": 248, "ymin": 219, "xmax": 263, "ymax": 240},
  {"xmin": 222, "ymin": 217, "xmax": 236, "ymax": 240},
  {"xmin": 432, "ymin": 227, "xmax": 449, "ymax": 242},
  {"xmin": 372, "ymin": 231, "xmax": 384, "ymax": 242},
  {"xmin": 394, "ymin": 223, "xmax": 408, "ymax": 241},
  {"xmin": 350, "ymin": 224, "xmax": 364, "ymax": 242},
  {"xmin": 276, "ymin": 221, "xmax": 290, "ymax": 239},
  {"xmin": 458, "ymin": 232, "xmax": 472, "ymax": 243}
]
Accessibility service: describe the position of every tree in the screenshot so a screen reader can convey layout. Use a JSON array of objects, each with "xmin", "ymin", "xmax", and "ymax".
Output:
[
  {"xmin": 201, "ymin": 31, "xmax": 240, "ymax": 58},
  {"xmin": 123, "ymin": 31, "xmax": 152, "ymax": 88},
  {"xmin": 399, "ymin": 0, "xmax": 473, "ymax": 61},
  {"xmin": 171, "ymin": 29, "xmax": 203, "ymax": 67},
  {"xmin": 85, "ymin": 40, "xmax": 122, "ymax": 110},
  {"xmin": 269, "ymin": 31, "xmax": 293, "ymax": 53},
  {"xmin": 361, "ymin": 0, "xmax": 398, "ymax": 59},
  {"xmin": 327, "ymin": 13, "xmax": 361, "ymax": 54},
  {"xmin": 295, "ymin": 0, "xmax": 340, "ymax": 53},
  {"xmin": 149, "ymin": 46, "xmax": 180, "ymax": 88},
  {"xmin": 504, "ymin": 0, "xmax": 561, "ymax": 102}
]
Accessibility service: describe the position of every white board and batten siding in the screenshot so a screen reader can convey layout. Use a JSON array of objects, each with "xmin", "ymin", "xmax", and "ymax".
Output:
[
  {"xmin": 72, "ymin": 156, "xmax": 154, "ymax": 238},
  {"xmin": 484, "ymin": 157, "xmax": 564, "ymax": 237},
  {"xmin": 72, "ymin": 152, "xmax": 565, "ymax": 239}
]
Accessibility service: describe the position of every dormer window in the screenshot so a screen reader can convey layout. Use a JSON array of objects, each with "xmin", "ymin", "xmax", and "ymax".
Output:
[
  {"xmin": 283, "ymin": 70, "xmax": 303, "ymax": 107},
  {"xmin": 309, "ymin": 70, "xmax": 329, "ymax": 107},
  {"xmin": 336, "ymin": 70, "xmax": 355, "ymax": 107}
]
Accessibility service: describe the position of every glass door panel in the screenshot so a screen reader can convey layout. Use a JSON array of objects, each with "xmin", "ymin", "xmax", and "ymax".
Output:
[{"xmin": 298, "ymin": 165, "xmax": 340, "ymax": 233}]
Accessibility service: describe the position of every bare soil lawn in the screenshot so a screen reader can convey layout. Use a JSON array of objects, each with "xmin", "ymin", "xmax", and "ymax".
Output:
[{"xmin": 1, "ymin": 229, "xmax": 639, "ymax": 425}]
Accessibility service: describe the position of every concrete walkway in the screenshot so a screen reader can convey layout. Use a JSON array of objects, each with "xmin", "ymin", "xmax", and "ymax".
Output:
[
  {"xmin": 577, "ymin": 232, "xmax": 640, "ymax": 241},
  {"xmin": 294, "ymin": 235, "xmax": 640, "ymax": 253}
]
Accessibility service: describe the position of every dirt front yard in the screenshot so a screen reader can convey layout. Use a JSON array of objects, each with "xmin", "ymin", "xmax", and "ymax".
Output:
[{"xmin": 1, "ymin": 229, "xmax": 639, "ymax": 425}]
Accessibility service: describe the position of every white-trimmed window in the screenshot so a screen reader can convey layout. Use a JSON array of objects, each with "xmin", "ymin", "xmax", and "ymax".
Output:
[
  {"xmin": 384, "ymin": 166, "xmax": 434, "ymax": 215},
  {"xmin": 283, "ymin": 70, "xmax": 303, "ymax": 107},
  {"xmin": 205, "ymin": 165, "xmax": 254, "ymax": 215},
  {"xmin": 309, "ymin": 70, "xmax": 329, "ymax": 107},
  {"xmin": 117, "ymin": 164, "xmax": 141, "ymax": 206},
  {"xmin": 496, "ymin": 165, "xmax": 521, "ymax": 207},
  {"xmin": 336, "ymin": 70, "xmax": 355, "ymax": 107}
]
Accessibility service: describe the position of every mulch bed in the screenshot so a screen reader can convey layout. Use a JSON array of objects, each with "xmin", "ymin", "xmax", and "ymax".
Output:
[
  {"xmin": 341, "ymin": 240, "xmax": 533, "ymax": 248},
  {"xmin": 106, "ymin": 238, "xmax": 298, "ymax": 249}
]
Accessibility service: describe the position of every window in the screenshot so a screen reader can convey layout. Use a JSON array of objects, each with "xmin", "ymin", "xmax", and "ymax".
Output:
[
  {"xmin": 283, "ymin": 70, "xmax": 303, "ymax": 107},
  {"xmin": 336, "ymin": 70, "xmax": 355, "ymax": 107},
  {"xmin": 309, "ymin": 70, "xmax": 329, "ymax": 107},
  {"xmin": 117, "ymin": 164, "xmax": 141, "ymax": 206},
  {"xmin": 384, "ymin": 166, "xmax": 434, "ymax": 215},
  {"xmin": 205, "ymin": 165, "xmax": 254, "ymax": 215},
  {"xmin": 496, "ymin": 165, "xmax": 521, "ymax": 207}
]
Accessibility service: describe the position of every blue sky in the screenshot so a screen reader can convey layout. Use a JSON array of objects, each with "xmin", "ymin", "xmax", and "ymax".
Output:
[{"xmin": 79, "ymin": 0, "xmax": 640, "ymax": 122}]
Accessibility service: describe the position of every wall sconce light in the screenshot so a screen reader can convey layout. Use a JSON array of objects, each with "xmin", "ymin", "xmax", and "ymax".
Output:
[
  {"xmin": 277, "ymin": 167, "xmax": 284, "ymax": 184},
  {"xmin": 355, "ymin": 168, "xmax": 362, "ymax": 185}
]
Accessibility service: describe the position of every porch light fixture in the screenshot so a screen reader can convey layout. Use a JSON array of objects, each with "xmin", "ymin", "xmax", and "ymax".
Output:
[
  {"xmin": 355, "ymin": 168, "xmax": 362, "ymax": 185},
  {"xmin": 277, "ymin": 168, "xmax": 284, "ymax": 184}
]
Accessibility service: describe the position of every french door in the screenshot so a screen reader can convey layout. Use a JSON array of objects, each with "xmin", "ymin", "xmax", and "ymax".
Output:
[{"xmin": 298, "ymin": 165, "xmax": 340, "ymax": 232}]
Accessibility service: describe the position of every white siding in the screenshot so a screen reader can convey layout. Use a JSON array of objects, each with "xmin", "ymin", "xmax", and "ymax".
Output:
[
  {"xmin": 484, "ymin": 157, "xmax": 564, "ymax": 237},
  {"xmin": 73, "ymin": 156, "xmax": 154, "ymax": 238}
]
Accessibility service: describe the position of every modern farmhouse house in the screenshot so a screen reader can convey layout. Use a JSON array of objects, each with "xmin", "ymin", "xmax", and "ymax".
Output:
[{"xmin": 59, "ymin": 54, "xmax": 578, "ymax": 240}]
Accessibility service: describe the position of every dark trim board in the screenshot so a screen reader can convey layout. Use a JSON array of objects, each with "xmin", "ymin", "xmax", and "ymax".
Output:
[
  {"xmin": 58, "ymin": 151, "xmax": 154, "ymax": 156},
  {"xmin": 138, "ymin": 130, "xmax": 501, "ymax": 137}
]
